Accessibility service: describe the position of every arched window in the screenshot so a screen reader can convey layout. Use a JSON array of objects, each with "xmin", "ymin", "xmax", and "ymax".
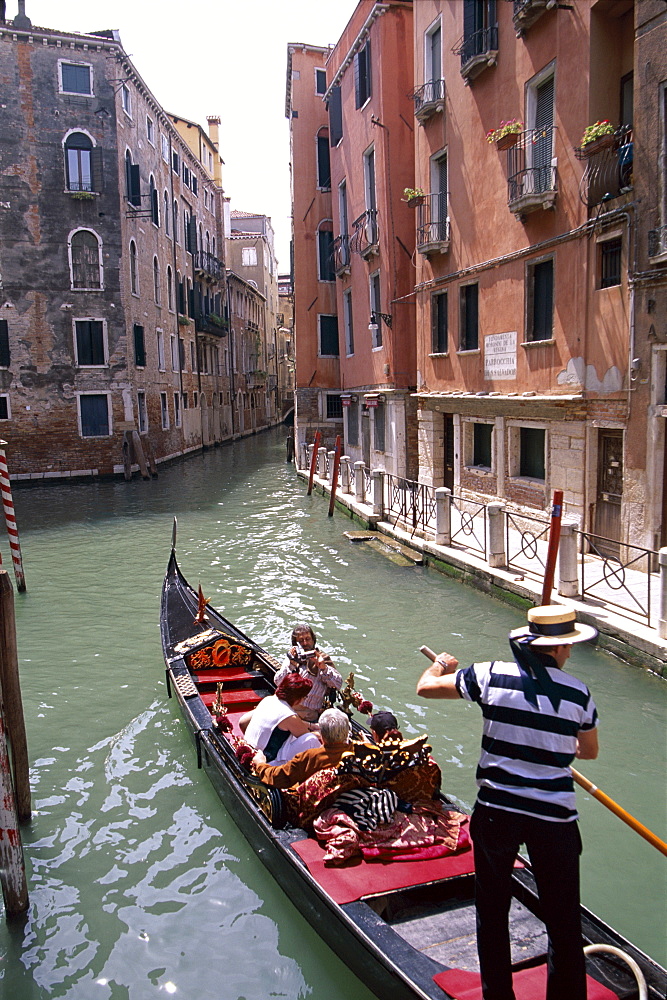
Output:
[
  {"xmin": 164, "ymin": 190, "xmax": 170, "ymax": 236},
  {"xmin": 205, "ymin": 230, "xmax": 210, "ymax": 254},
  {"xmin": 149, "ymin": 175, "xmax": 159, "ymax": 226},
  {"xmin": 153, "ymin": 256, "xmax": 160, "ymax": 304},
  {"xmin": 70, "ymin": 229, "xmax": 101, "ymax": 289},
  {"xmin": 64, "ymin": 132, "xmax": 93, "ymax": 192},
  {"xmin": 199, "ymin": 223, "xmax": 204, "ymax": 254},
  {"xmin": 212, "ymin": 236, "xmax": 216, "ymax": 258},
  {"xmin": 167, "ymin": 266, "xmax": 173, "ymax": 311},
  {"xmin": 173, "ymin": 199, "xmax": 179, "ymax": 243},
  {"xmin": 130, "ymin": 240, "xmax": 138, "ymax": 295}
]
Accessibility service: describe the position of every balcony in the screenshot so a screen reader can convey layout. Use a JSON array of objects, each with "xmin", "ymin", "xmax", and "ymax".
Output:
[
  {"xmin": 246, "ymin": 370, "xmax": 267, "ymax": 389},
  {"xmin": 194, "ymin": 250, "xmax": 223, "ymax": 282},
  {"xmin": 411, "ymin": 79, "xmax": 446, "ymax": 124},
  {"xmin": 453, "ymin": 24, "xmax": 498, "ymax": 85},
  {"xmin": 332, "ymin": 234, "xmax": 351, "ymax": 276},
  {"xmin": 194, "ymin": 310, "xmax": 228, "ymax": 337},
  {"xmin": 648, "ymin": 225, "xmax": 667, "ymax": 266},
  {"xmin": 576, "ymin": 125, "xmax": 633, "ymax": 210},
  {"xmin": 512, "ymin": 0, "xmax": 553, "ymax": 36},
  {"xmin": 350, "ymin": 209, "xmax": 379, "ymax": 260},
  {"xmin": 416, "ymin": 193, "xmax": 450, "ymax": 256},
  {"xmin": 506, "ymin": 127, "xmax": 557, "ymax": 217}
]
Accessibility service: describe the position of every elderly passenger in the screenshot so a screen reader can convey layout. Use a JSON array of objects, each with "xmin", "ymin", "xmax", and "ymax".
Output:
[{"xmin": 252, "ymin": 708, "xmax": 350, "ymax": 788}]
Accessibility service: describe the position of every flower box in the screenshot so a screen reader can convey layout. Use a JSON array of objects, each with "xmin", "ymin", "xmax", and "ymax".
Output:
[
  {"xmin": 580, "ymin": 134, "xmax": 615, "ymax": 156},
  {"xmin": 407, "ymin": 195, "xmax": 424, "ymax": 207},
  {"xmin": 496, "ymin": 132, "xmax": 518, "ymax": 151}
]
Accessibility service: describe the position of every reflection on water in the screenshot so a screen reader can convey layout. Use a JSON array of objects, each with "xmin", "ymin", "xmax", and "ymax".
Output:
[{"xmin": 0, "ymin": 429, "xmax": 664, "ymax": 998}]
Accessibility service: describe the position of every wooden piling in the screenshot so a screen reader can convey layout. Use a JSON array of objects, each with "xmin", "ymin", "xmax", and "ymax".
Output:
[
  {"xmin": 0, "ymin": 571, "xmax": 30, "ymax": 821},
  {"xmin": 0, "ymin": 698, "xmax": 28, "ymax": 916}
]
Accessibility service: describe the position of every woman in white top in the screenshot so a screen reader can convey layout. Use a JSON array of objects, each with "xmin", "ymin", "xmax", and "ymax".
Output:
[{"xmin": 244, "ymin": 673, "xmax": 321, "ymax": 762}]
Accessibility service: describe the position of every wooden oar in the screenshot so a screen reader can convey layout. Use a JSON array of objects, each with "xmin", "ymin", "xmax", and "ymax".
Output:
[{"xmin": 419, "ymin": 646, "xmax": 667, "ymax": 857}]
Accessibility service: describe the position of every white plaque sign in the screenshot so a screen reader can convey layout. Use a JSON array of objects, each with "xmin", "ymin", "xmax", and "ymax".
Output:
[{"xmin": 484, "ymin": 331, "xmax": 517, "ymax": 381}]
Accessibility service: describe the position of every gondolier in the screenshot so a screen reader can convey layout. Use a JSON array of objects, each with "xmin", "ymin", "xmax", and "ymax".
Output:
[{"xmin": 416, "ymin": 605, "xmax": 600, "ymax": 1000}]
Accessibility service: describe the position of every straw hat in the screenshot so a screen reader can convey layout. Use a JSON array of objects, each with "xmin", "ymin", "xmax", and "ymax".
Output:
[{"xmin": 509, "ymin": 605, "xmax": 598, "ymax": 646}]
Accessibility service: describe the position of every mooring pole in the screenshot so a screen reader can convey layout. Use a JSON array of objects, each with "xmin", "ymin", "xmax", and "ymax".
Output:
[
  {"xmin": 0, "ymin": 442, "xmax": 25, "ymax": 592},
  {"xmin": 0, "ymin": 698, "xmax": 28, "ymax": 916},
  {"xmin": 307, "ymin": 431, "xmax": 321, "ymax": 496},
  {"xmin": 328, "ymin": 435, "xmax": 342, "ymax": 517},
  {"xmin": 0, "ymin": 571, "xmax": 30, "ymax": 821},
  {"xmin": 541, "ymin": 490, "xmax": 563, "ymax": 606}
]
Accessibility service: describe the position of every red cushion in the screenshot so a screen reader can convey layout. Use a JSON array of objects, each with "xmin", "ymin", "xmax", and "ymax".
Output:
[{"xmin": 433, "ymin": 966, "xmax": 618, "ymax": 1000}]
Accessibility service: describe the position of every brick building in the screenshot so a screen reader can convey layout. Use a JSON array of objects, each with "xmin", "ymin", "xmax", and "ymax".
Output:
[{"xmin": 0, "ymin": 8, "xmax": 230, "ymax": 480}]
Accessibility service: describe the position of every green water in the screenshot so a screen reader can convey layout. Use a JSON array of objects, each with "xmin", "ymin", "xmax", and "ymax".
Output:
[{"xmin": 0, "ymin": 428, "xmax": 664, "ymax": 999}]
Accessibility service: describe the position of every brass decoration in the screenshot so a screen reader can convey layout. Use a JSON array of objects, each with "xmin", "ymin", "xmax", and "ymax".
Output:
[{"xmin": 338, "ymin": 735, "xmax": 432, "ymax": 785}]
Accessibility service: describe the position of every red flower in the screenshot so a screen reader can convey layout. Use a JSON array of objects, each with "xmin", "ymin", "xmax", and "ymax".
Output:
[{"xmin": 358, "ymin": 699, "xmax": 373, "ymax": 715}]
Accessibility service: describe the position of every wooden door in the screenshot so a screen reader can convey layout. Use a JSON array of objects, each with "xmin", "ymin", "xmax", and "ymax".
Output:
[
  {"xmin": 444, "ymin": 415, "xmax": 454, "ymax": 491},
  {"xmin": 594, "ymin": 430, "xmax": 623, "ymax": 557}
]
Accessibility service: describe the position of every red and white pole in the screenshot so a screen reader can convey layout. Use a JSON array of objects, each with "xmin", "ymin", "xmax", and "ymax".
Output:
[{"xmin": 0, "ymin": 442, "xmax": 25, "ymax": 593}]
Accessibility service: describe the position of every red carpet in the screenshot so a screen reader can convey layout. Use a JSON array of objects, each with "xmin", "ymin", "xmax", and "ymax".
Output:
[
  {"xmin": 291, "ymin": 836, "xmax": 475, "ymax": 904},
  {"xmin": 433, "ymin": 966, "xmax": 618, "ymax": 999}
]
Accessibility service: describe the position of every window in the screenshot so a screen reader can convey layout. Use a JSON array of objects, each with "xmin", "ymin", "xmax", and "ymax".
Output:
[
  {"xmin": 425, "ymin": 19, "xmax": 443, "ymax": 88},
  {"xmin": 182, "ymin": 163, "xmax": 190, "ymax": 188},
  {"xmin": 0, "ymin": 320, "xmax": 10, "ymax": 367},
  {"xmin": 190, "ymin": 341, "xmax": 196, "ymax": 372},
  {"xmin": 374, "ymin": 401, "xmax": 386, "ymax": 452},
  {"xmin": 364, "ymin": 146, "xmax": 377, "ymax": 214},
  {"xmin": 173, "ymin": 200, "xmax": 179, "ymax": 243},
  {"xmin": 129, "ymin": 240, "xmax": 139, "ymax": 295},
  {"xmin": 472, "ymin": 423, "xmax": 493, "ymax": 469},
  {"xmin": 328, "ymin": 86, "xmax": 343, "ymax": 146},
  {"xmin": 242, "ymin": 247, "xmax": 257, "ymax": 267},
  {"xmin": 171, "ymin": 335, "xmax": 179, "ymax": 372},
  {"xmin": 459, "ymin": 283, "xmax": 479, "ymax": 351},
  {"xmin": 0, "ymin": 396, "xmax": 9, "ymax": 420},
  {"xmin": 167, "ymin": 266, "xmax": 174, "ymax": 311},
  {"xmin": 157, "ymin": 330, "xmax": 165, "ymax": 371},
  {"xmin": 318, "ymin": 227, "xmax": 335, "ymax": 281},
  {"xmin": 146, "ymin": 116, "xmax": 154, "ymax": 145},
  {"xmin": 327, "ymin": 394, "xmax": 343, "ymax": 419},
  {"xmin": 431, "ymin": 291, "xmax": 448, "ymax": 353},
  {"xmin": 161, "ymin": 133, "xmax": 170, "ymax": 163},
  {"xmin": 160, "ymin": 392, "xmax": 169, "ymax": 430},
  {"xmin": 192, "ymin": 175, "xmax": 198, "ymax": 197},
  {"xmin": 526, "ymin": 67, "xmax": 555, "ymax": 192},
  {"xmin": 460, "ymin": 0, "xmax": 498, "ymax": 69},
  {"xmin": 149, "ymin": 175, "xmax": 159, "ymax": 226},
  {"xmin": 138, "ymin": 391, "xmax": 147, "ymax": 433},
  {"xmin": 153, "ymin": 257, "xmax": 161, "ymax": 305},
  {"xmin": 125, "ymin": 150, "xmax": 140, "ymax": 206},
  {"xmin": 599, "ymin": 238, "xmax": 622, "ymax": 289},
  {"xmin": 317, "ymin": 128, "xmax": 331, "ymax": 190},
  {"xmin": 70, "ymin": 230, "xmax": 101, "ymax": 289},
  {"xmin": 347, "ymin": 400, "xmax": 359, "ymax": 447},
  {"xmin": 527, "ymin": 258, "xmax": 554, "ymax": 341},
  {"xmin": 121, "ymin": 83, "xmax": 131, "ymax": 117},
  {"xmin": 172, "ymin": 150, "xmax": 179, "ymax": 174},
  {"xmin": 343, "ymin": 290, "xmax": 354, "ymax": 356},
  {"xmin": 164, "ymin": 191, "xmax": 170, "ymax": 236},
  {"xmin": 354, "ymin": 39, "xmax": 372, "ymax": 108},
  {"xmin": 319, "ymin": 314, "xmax": 339, "ymax": 357},
  {"xmin": 315, "ymin": 68, "xmax": 327, "ymax": 95},
  {"xmin": 64, "ymin": 132, "xmax": 93, "ymax": 192},
  {"xmin": 174, "ymin": 392, "xmax": 181, "ymax": 428},
  {"xmin": 74, "ymin": 319, "xmax": 105, "ymax": 366},
  {"xmin": 370, "ymin": 272, "xmax": 382, "ymax": 349},
  {"xmin": 519, "ymin": 427, "xmax": 545, "ymax": 479},
  {"xmin": 131, "ymin": 324, "xmax": 145, "ymax": 370},
  {"xmin": 79, "ymin": 394, "xmax": 110, "ymax": 437},
  {"xmin": 60, "ymin": 62, "xmax": 92, "ymax": 96}
]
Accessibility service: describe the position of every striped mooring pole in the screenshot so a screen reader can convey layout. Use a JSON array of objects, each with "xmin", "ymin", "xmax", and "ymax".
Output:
[{"xmin": 0, "ymin": 442, "xmax": 25, "ymax": 593}]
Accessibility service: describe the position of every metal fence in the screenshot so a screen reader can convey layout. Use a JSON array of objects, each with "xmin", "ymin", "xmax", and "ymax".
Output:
[
  {"xmin": 506, "ymin": 510, "xmax": 550, "ymax": 579},
  {"xmin": 385, "ymin": 475, "xmax": 436, "ymax": 535},
  {"xmin": 450, "ymin": 494, "xmax": 488, "ymax": 559},
  {"xmin": 578, "ymin": 531, "xmax": 657, "ymax": 627}
]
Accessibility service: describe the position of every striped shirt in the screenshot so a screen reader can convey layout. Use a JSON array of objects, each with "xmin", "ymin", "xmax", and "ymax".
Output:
[
  {"xmin": 456, "ymin": 660, "xmax": 598, "ymax": 822},
  {"xmin": 275, "ymin": 656, "xmax": 342, "ymax": 714}
]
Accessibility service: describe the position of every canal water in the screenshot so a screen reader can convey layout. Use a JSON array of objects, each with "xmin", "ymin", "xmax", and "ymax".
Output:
[{"xmin": 0, "ymin": 428, "xmax": 664, "ymax": 1000}]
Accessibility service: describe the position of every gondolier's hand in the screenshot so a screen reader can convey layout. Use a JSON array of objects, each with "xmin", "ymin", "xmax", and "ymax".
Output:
[
  {"xmin": 433, "ymin": 652, "xmax": 459, "ymax": 674},
  {"xmin": 416, "ymin": 648, "xmax": 461, "ymax": 700}
]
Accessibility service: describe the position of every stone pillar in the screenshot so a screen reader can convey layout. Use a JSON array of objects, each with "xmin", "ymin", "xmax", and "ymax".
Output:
[
  {"xmin": 659, "ymin": 547, "xmax": 667, "ymax": 640},
  {"xmin": 371, "ymin": 469, "xmax": 383, "ymax": 516},
  {"xmin": 558, "ymin": 520, "xmax": 580, "ymax": 598},
  {"xmin": 354, "ymin": 462, "xmax": 366, "ymax": 503},
  {"xmin": 307, "ymin": 443, "xmax": 314, "ymax": 473},
  {"xmin": 435, "ymin": 488, "xmax": 452, "ymax": 546},
  {"xmin": 328, "ymin": 451, "xmax": 335, "ymax": 486},
  {"xmin": 318, "ymin": 447, "xmax": 327, "ymax": 479},
  {"xmin": 340, "ymin": 457, "xmax": 351, "ymax": 493},
  {"xmin": 487, "ymin": 503, "xmax": 506, "ymax": 569}
]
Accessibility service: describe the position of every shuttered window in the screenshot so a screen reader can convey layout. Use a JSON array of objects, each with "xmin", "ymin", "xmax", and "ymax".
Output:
[
  {"xmin": 520, "ymin": 427, "xmax": 545, "ymax": 479},
  {"xmin": 317, "ymin": 134, "xmax": 331, "ymax": 189},
  {"xmin": 61, "ymin": 63, "xmax": 91, "ymax": 95},
  {"xmin": 75, "ymin": 320, "xmax": 105, "ymax": 366},
  {"xmin": 79, "ymin": 394, "xmax": 109, "ymax": 437},
  {"xmin": 432, "ymin": 291, "xmax": 448, "ymax": 354},
  {"xmin": 71, "ymin": 231, "xmax": 101, "ymax": 289},
  {"xmin": 134, "ymin": 324, "xmax": 146, "ymax": 367},
  {"xmin": 354, "ymin": 40, "xmax": 372, "ymax": 109},
  {"xmin": 328, "ymin": 86, "xmax": 343, "ymax": 146},
  {"xmin": 0, "ymin": 320, "xmax": 10, "ymax": 367},
  {"xmin": 533, "ymin": 75, "xmax": 554, "ymax": 183},
  {"xmin": 319, "ymin": 315, "xmax": 339, "ymax": 357},
  {"xmin": 347, "ymin": 401, "xmax": 359, "ymax": 447},
  {"xmin": 473, "ymin": 423, "xmax": 492, "ymax": 468},
  {"xmin": 459, "ymin": 284, "xmax": 479, "ymax": 351},
  {"xmin": 528, "ymin": 258, "xmax": 554, "ymax": 341},
  {"xmin": 318, "ymin": 229, "xmax": 335, "ymax": 281},
  {"xmin": 374, "ymin": 401, "xmax": 385, "ymax": 452}
]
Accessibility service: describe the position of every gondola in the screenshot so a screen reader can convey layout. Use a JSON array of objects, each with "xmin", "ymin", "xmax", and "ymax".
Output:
[{"xmin": 160, "ymin": 533, "xmax": 666, "ymax": 1000}]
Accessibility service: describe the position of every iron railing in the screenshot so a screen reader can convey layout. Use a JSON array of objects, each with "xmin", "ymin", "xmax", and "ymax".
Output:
[
  {"xmin": 385, "ymin": 475, "xmax": 437, "ymax": 536},
  {"xmin": 505, "ymin": 510, "xmax": 550, "ymax": 579},
  {"xmin": 576, "ymin": 125, "xmax": 633, "ymax": 209},
  {"xmin": 450, "ymin": 494, "xmax": 488, "ymax": 558},
  {"xmin": 507, "ymin": 127, "xmax": 557, "ymax": 212},
  {"xmin": 513, "ymin": 0, "xmax": 550, "ymax": 32},
  {"xmin": 411, "ymin": 79, "xmax": 445, "ymax": 121},
  {"xmin": 416, "ymin": 193, "xmax": 450, "ymax": 252},
  {"xmin": 332, "ymin": 234, "xmax": 351, "ymax": 274},
  {"xmin": 194, "ymin": 250, "xmax": 223, "ymax": 281},
  {"xmin": 579, "ymin": 531, "xmax": 657, "ymax": 627},
  {"xmin": 453, "ymin": 24, "xmax": 498, "ymax": 74},
  {"xmin": 350, "ymin": 210, "xmax": 379, "ymax": 257}
]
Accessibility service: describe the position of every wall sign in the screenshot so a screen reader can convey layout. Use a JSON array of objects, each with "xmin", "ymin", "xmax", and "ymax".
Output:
[{"xmin": 484, "ymin": 331, "xmax": 517, "ymax": 380}]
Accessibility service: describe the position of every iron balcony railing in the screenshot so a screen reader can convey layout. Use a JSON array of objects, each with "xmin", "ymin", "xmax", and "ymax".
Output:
[
  {"xmin": 513, "ymin": 0, "xmax": 551, "ymax": 33},
  {"xmin": 576, "ymin": 125, "xmax": 633, "ymax": 209},
  {"xmin": 350, "ymin": 209, "xmax": 379, "ymax": 257},
  {"xmin": 411, "ymin": 79, "xmax": 445, "ymax": 122},
  {"xmin": 194, "ymin": 250, "xmax": 223, "ymax": 281},
  {"xmin": 506, "ymin": 127, "xmax": 557, "ymax": 214},
  {"xmin": 332, "ymin": 234, "xmax": 351, "ymax": 275},
  {"xmin": 453, "ymin": 24, "xmax": 498, "ymax": 78},
  {"xmin": 194, "ymin": 310, "xmax": 228, "ymax": 337},
  {"xmin": 649, "ymin": 224, "xmax": 667, "ymax": 261},
  {"xmin": 416, "ymin": 193, "xmax": 450, "ymax": 253}
]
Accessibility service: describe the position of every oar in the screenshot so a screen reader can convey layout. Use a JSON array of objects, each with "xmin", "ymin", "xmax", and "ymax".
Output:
[{"xmin": 419, "ymin": 646, "xmax": 667, "ymax": 857}]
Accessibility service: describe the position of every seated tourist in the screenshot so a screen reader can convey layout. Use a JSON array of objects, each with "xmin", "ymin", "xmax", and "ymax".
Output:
[
  {"xmin": 273, "ymin": 623, "xmax": 342, "ymax": 722},
  {"xmin": 363, "ymin": 709, "xmax": 442, "ymax": 802},
  {"xmin": 252, "ymin": 708, "xmax": 350, "ymax": 788},
  {"xmin": 369, "ymin": 710, "xmax": 403, "ymax": 743},
  {"xmin": 244, "ymin": 673, "xmax": 321, "ymax": 763}
]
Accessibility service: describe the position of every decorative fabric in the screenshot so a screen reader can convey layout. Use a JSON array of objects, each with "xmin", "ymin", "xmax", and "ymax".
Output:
[
  {"xmin": 253, "ymin": 741, "xmax": 349, "ymax": 790},
  {"xmin": 282, "ymin": 767, "xmax": 358, "ymax": 829},
  {"xmin": 334, "ymin": 787, "xmax": 400, "ymax": 830},
  {"xmin": 338, "ymin": 735, "xmax": 432, "ymax": 785},
  {"xmin": 456, "ymin": 660, "xmax": 598, "ymax": 822},
  {"xmin": 313, "ymin": 800, "xmax": 469, "ymax": 865}
]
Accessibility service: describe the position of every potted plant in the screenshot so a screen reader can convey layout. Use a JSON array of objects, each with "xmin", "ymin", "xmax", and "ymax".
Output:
[
  {"xmin": 178, "ymin": 314, "xmax": 191, "ymax": 327},
  {"xmin": 69, "ymin": 190, "xmax": 95, "ymax": 201},
  {"xmin": 402, "ymin": 186, "xmax": 425, "ymax": 207},
  {"xmin": 486, "ymin": 119, "xmax": 523, "ymax": 150},
  {"xmin": 579, "ymin": 120, "xmax": 615, "ymax": 155}
]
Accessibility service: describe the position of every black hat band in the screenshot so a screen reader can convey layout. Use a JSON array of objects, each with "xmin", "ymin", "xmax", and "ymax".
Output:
[{"xmin": 529, "ymin": 618, "xmax": 575, "ymax": 637}]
